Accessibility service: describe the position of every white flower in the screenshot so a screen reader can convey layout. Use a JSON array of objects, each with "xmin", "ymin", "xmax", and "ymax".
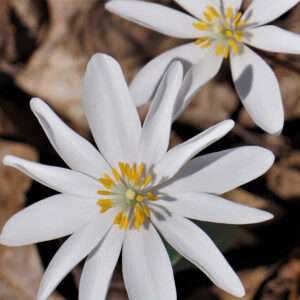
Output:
[
  {"xmin": 106, "ymin": 0, "xmax": 300, "ymax": 135},
  {"xmin": 0, "ymin": 54, "xmax": 274, "ymax": 300}
]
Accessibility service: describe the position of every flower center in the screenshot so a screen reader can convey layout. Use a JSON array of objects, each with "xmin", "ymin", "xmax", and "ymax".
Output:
[
  {"xmin": 193, "ymin": 5, "xmax": 246, "ymax": 58},
  {"xmin": 96, "ymin": 162, "xmax": 158, "ymax": 230}
]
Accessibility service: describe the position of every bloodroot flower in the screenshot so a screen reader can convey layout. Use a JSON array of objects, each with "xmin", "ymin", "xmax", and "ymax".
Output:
[
  {"xmin": 106, "ymin": 0, "xmax": 300, "ymax": 135},
  {"xmin": 1, "ymin": 54, "xmax": 274, "ymax": 299}
]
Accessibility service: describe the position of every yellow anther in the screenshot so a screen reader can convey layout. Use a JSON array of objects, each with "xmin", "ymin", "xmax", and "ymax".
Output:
[
  {"xmin": 97, "ymin": 199, "xmax": 112, "ymax": 207},
  {"xmin": 126, "ymin": 188, "xmax": 136, "ymax": 201},
  {"xmin": 194, "ymin": 36, "xmax": 209, "ymax": 45},
  {"xmin": 228, "ymin": 40, "xmax": 238, "ymax": 54},
  {"xmin": 134, "ymin": 218, "xmax": 140, "ymax": 230},
  {"xmin": 193, "ymin": 21, "xmax": 209, "ymax": 31},
  {"xmin": 226, "ymin": 7, "xmax": 232, "ymax": 20},
  {"xmin": 119, "ymin": 215, "xmax": 126, "ymax": 229},
  {"xmin": 132, "ymin": 165, "xmax": 137, "ymax": 177},
  {"xmin": 142, "ymin": 175, "xmax": 152, "ymax": 187},
  {"xmin": 206, "ymin": 5, "xmax": 220, "ymax": 17},
  {"xmin": 123, "ymin": 216, "xmax": 129, "ymax": 230},
  {"xmin": 216, "ymin": 44, "xmax": 223, "ymax": 55},
  {"xmin": 203, "ymin": 11, "xmax": 212, "ymax": 22},
  {"xmin": 100, "ymin": 204, "xmax": 112, "ymax": 213},
  {"xmin": 224, "ymin": 21, "xmax": 228, "ymax": 28},
  {"xmin": 224, "ymin": 45, "xmax": 229, "ymax": 58},
  {"xmin": 136, "ymin": 195, "xmax": 144, "ymax": 202},
  {"xmin": 147, "ymin": 192, "xmax": 158, "ymax": 201},
  {"xmin": 134, "ymin": 173, "xmax": 141, "ymax": 186},
  {"xmin": 235, "ymin": 31, "xmax": 244, "ymax": 36},
  {"xmin": 97, "ymin": 190, "xmax": 111, "ymax": 195},
  {"xmin": 111, "ymin": 168, "xmax": 121, "ymax": 182},
  {"xmin": 201, "ymin": 42, "xmax": 213, "ymax": 49},
  {"xmin": 104, "ymin": 173, "xmax": 115, "ymax": 184},
  {"xmin": 98, "ymin": 178, "xmax": 112, "ymax": 190},
  {"xmin": 143, "ymin": 205, "xmax": 151, "ymax": 217},
  {"xmin": 234, "ymin": 33, "xmax": 242, "ymax": 42},
  {"xmin": 126, "ymin": 163, "xmax": 133, "ymax": 180},
  {"xmin": 226, "ymin": 30, "xmax": 233, "ymax": 38},
  {"xmin": 113, "ymin": 211, "xmax": 123, "ymax": 224},
  {"xmin": 137, "ymin": 163, "xmax": 144, "ymax": 176},
  {"xmin": 118, "ymin": 162, "xmax": 126, "ymax": 177},
  {"xmin": 233, "ymin": 12, "xmax": 242, "ymax": 24},
  {"xmin": 235, "ymin": 20, "xmax": 245, "ymax": 27}
]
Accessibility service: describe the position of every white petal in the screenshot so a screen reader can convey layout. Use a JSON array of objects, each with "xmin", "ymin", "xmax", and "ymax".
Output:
[
  {"xmin": 105, "ymin": 1, "xmax": 200, "ymax": 39},
  {"xmin": 151, "ymin": 210, "xmax": 245, "ymax": 297},
  {"xmin": 37, "ymin": 210, "xmax": 116, "ymax": 300},
  {"xmin": 153, "ymin": 120, "xmax": 234, "ymax": 184},
  {"xmin": 174, "ymin": 0, "xmax": 222, "ymax": 19},
  {"xmin": 173, "ymin": 51, "xmax": 223, "ymax": 119},
  {"xmin": 30, "ymin": 98, "xmax": 110, "ymax": 178},
  {"xmin": 221, "ymin": 0, "xmax": 243, "ymax": 14},
  {"xmin": 159, "ymin": 146, "xmax": 274, "ymax": 194},
  {"xmin": 243, "ymin": 0, "xmax": 300, "ymax": 27},
  {"xmin": 130, "ymin": 42, "xmax": 204, "ymax": 107},
  {"xmin": 230, "ymin": 45, "xmax": 284, "ymax": 135},
  {"xmin": 79, "ymin": 227, "xmax": 124, "ymax": 300},
  {"xmin": 246, "ymin": 25, "xmax": 300, "ymax": 54},
  {"xmin": 3, "ymin": 155, "xmax": 100, "ymax": 198},
  {"xmin": 138, "ymin": 61, "xmax": 183, "ymax": 166},
  {"xmin": 83, "ymin": 53, "xmax": 141, "ymax": 166},
  {"xmin": 160, "ymin": 192, "xmax": 273, "ymax": 224},
  {"xmin": 122, "ymin": 222, "xmax": 176, "ymax": 300},
  {"xmin": 0, "ymin": 194, "xmax": 99, "ymax": 246}
]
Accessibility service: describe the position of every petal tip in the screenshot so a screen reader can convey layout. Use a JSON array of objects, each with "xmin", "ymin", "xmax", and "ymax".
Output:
[{"xmin": 2, "ymin": 154, "xmax": 15, "ymax": 167}]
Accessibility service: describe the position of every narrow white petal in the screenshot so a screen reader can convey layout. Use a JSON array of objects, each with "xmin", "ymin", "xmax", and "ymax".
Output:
[
  {"xmin": 160, "ymin": 192, "xmax": 273, "ymax": 224},
  {"xmin": 246, "ymin": 25, "xmax": 300, "ymax": 54},
  {"xmin": 230, "ymin": 45, "xmax": 284, "ymax": 135},
  {"xmin": 174, "ymin": 0, "xmax": 222, "ymax": 19},
  {"xmin": 3, "ymin": 155, "xmax": 100, "ymax": 198},
  {"xmin": 30, "ymin": 98, "xmax": 110, "ymax": 178},
  {"xmin": 0, "ymin": 194, "xmax": 99, "ymax": 246},
  {"xmin": 159, "ymin": 146, "xmax": 274, "ymax": 194},
  {"xmin": 106, "ymin": 1, "xmax": 200, "ymax": 38},
  {"xmin": 139, "ymin": 61, "xmax": 183, "ymax": 166},
  {"xmin": 37, "ymin": 210, "xmax": 116, "ymax": 300},
  {"xmin": 243, "ymin": 0, "xmax": 300, "ymax": 27},
  {"xmin": 83, "ymin": 54, "xmax": 141, "ymax": 165},
  {"xmin": 79, "ymin": 227, "xmax": 124, "ymax": 300},
  {"xmin": 152, "ymin": 210, "xmax": 245, "ymax": 297},
  {"xmin": 130, "ymin": 42, "xmax": 204, "ymax": 107},
  {"xmin": 153, "ymin": 120, "xmax": 234, "ymax": 184},
  {"xmin": 173, "ymin": 51, "xmax": 223, "ymax": 119},
  {"xmin": 122, "ymin": 222, "xmax": 176, "ymax": 300},
  {"xmin": 221, "ymin": 0, "xmax": 243, "ymax": 14}
]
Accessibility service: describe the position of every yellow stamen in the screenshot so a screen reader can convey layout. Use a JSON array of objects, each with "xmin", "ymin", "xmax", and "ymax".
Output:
[
  {"xmin": 224, "ymin": 21, "xmax": 228, "ymax": 28},
  {"xmin": 235, "ymin": 31, "xmax": 244, "ymax": 36},
  {"xmin": 137, "ymin": 164, "xmax": 144, "ymax": 176},
  {"xmin": 100, "ymin": 204, "xmax": 112, "ymax": 213},
  {"xmin": 98, "ymin": 178, "xmax": 112, "ymax": 190},
  {"xmin": 203, "ymin": 12, "xmax": 212, "ymax": 22},
  {"xmin": 97, "ymin": 190, "xmax": 111, "ymax": 195},
  {"xmin": 134, "ymin": 218, "xmax": 140, "ymax": 230},
  {"xmin": 216, "ymin": 44, "xmax": 223, "ymax": 55},
  {"xmin": 142, "ymin": 175, "xmax": 152, "ymax": 186},
  {"xmin": 126, "ymin": 163, "xmax": 133, "ymax": 180},
  {"xmin": 224, "ymin": 45, "xmax": 229, "ymax": 58},
  {"xmin": 143, "ymin": 205, "xmax": 151, "ymax": 217},
  {"xmin": 147, "ymin": 192, "xmax": 158, "ymax": 201},
  {"xmin": 193, "ymin": 21, "xmax": 209, "ymax": 31},
  {"xmin": 226, "ymin": 30, "xmax": 233, "ymax": 38},
  {"xmin": 207, "ymin": 5, "xmax": 220, "ymax": 17},
  {"xmin": 235, "ymin": 20, "xmax": 245, "ymax": 27},
  {"xmin": 134, "ymin": 173, "xmax": 141, "ymax": 186},
  {"xmin": 194, "ymin": 36, "xmax": 209, "ymax": 45},
  {"xmin": 104, "ymin": 173, "xmax": 115, "ymax": 184},
  {"xmin": 111, "ymin": 168, "xmax": 121, "ymax": 182},
  {"xmin": 132, "ymin": 165, "xmax": 137, "ymax": 177},
  {"xmin": 119, "ymin": 215, "xmax": 126, "ymax": 229},
  {"xmin": 97, "ymin": 199, "xmax": 112, "ymax": 206},
  {"xmin": 201, "ymin": 42, "xmax": 212, "ymax": 49},
  {"xmin": 123, "ymin": 216, "xmax": 129, "ymax": 230},
  {"xmin": 136, "ymin": 195, "xmax": 144, "ymax": 202},
  {"xmin": 118, "ymin": 162, "xmax": 126, "ymax": 177},
  {"xmin": 226, "ymin": 7, "xmax": 232, "ymax": 20},
  {"xmin": 234, "ymin": 33, "xmax": 242, "ymax": 42},
  {"xmin": 228, "ymin": 40, "xmax": 238, "ymax": 54},
  {"xmin": 113, "ymin": 211, "xmax": 123, "ymax": 224},
  {"xmin": 233, "ymin": 12, "xmax": 242, "ymax": 24}
]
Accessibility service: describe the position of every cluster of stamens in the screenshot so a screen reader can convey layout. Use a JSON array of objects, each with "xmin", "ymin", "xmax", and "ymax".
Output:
[
  {"xmin": 193, "ymin": 5, "xmax": 246, "ymax": 58},
  {"xmin": 97, "ymin": 162, "xmax": 158, "ymax": 230}
]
